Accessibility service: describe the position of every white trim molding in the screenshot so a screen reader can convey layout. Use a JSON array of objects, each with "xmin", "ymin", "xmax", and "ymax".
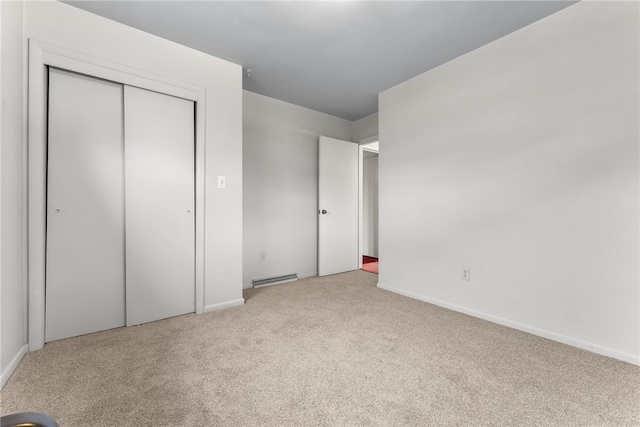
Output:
[
  {"xmin": 1, "ymin": 344, "xmax": 28, "ymax": 389},
  {"xmin": 377, "ymin": 282, "xmax": 640, "ymax": 366},
  {"xmin": 358, "ymin": 140, "xmax": 379, "ymax": 268},
  {"xmin": 298, "ymin": 272, "xmax": 318, "ymax": 280},
  {"xmin": 28, "ymin": 39, "xmax": 207, "ymax": 351},
  {"xmin": 204, "ymin": 299, "xmax": 245, "ymax": 313}
]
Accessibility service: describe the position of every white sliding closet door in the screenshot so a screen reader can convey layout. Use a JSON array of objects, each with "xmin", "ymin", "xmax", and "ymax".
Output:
[
  {"xmin": 46, "ymin": 68, "xmax": 126, "ymax": 342},
  {"xmin": 124, "ymin": 86, "xmax": 195, "ymax": 326}
]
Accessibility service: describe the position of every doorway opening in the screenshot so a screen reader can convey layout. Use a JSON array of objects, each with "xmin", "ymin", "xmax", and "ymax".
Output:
[
  {"xmin": 362, "ymin": 256, "xmax": 378, "ymax": 274},
  {"xmin": 359, "ymin": 140, "xmax": 379, "ymax": 275}
]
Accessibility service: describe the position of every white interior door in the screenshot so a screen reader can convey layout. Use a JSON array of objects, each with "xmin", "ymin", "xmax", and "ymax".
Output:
[
  {"xmin": 46, "ymin": 68, "xmax": 126, "ymax": 342},
  {"xmin": 124, "ymin": 86, "xmax": 195, "ymax": 326},
  {"xmin": 318, "ymin": 136, "xmax": 359, "ymax": 276}
]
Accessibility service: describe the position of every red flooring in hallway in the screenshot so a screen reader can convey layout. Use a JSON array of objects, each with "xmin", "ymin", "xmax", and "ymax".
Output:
[{"xmin": 362, "ymin": 256, "xmax": 378, "ymax": 274}]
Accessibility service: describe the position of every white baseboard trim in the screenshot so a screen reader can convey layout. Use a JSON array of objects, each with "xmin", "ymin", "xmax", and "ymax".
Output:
[
  {"xmin": 1, "ymin": 344, "xmax": 28, "ymax": 389},
  {"xmin": 204, "ymin": 298, "xmax": 245, "ymax": 313},
  {"xmin": 377, "ymin": 283, "xmax": 640, "ymax": 366}
]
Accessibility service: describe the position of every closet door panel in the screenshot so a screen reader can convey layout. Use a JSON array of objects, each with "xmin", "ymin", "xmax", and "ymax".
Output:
[
  {"xmin": 124, "ymin": 86, "xmax": 195, "ymax": 326},
  {"xmin": 46, "ymin": 68, "xmax": 125, "ymax": 342}
]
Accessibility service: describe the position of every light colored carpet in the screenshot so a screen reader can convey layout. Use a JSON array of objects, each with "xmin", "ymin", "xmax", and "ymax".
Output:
[{"xmin": 1, "ymin": 270, "xmax": 639, "ymax": 426}]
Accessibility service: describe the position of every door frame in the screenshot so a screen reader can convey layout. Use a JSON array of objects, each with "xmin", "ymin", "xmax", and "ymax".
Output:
[
  {"xmin": 28, "ymin": 40, "xmax": 206, "ymax": 351},
  {"xmin": 358, "ymin": 137, "xmax": 379, "ymax": 269}
]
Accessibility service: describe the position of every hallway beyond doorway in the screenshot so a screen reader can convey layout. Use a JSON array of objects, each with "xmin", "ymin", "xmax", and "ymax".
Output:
[{"xmin": 362, "ymin": 256, "xmax": 378, "ymax": 274}]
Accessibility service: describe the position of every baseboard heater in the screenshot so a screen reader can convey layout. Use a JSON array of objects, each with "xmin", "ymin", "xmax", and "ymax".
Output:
[{"xmin": 252, "ymin": 273, "xmax": 298, "ymax": 288}]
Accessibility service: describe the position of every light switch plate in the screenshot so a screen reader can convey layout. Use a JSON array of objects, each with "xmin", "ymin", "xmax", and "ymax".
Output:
[{"xmin": 217, "ymin": 176, "xmax": 226, "ymax": 189}]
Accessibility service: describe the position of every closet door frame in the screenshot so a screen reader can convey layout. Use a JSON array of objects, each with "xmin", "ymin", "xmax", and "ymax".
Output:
[{"xmin": 28, "ymin": 40, "xmax": 207, "ymax": 351}]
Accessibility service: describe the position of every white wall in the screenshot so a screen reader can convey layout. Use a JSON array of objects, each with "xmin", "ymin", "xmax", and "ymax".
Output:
[
  {"xmin": 243, "ymin": 91, "xmax": 352, "ymax": 288},
  {"xmin": 363, "ymin": 153, "xmax": 379, "ymax": 257},
  {"xmin": 353, "ymin": 112, "xmax": 378, "ymax": 142},
  {"xmin": 1, "ymin": 0, "xmax": 27, "ymax": 387},
  {"xmin": 2, "ymin": 0, "xmax": 244, "ymax": 385},
  {"xmin": 379, "ymin": 1, "xmax": 639, "ymax": 364}
]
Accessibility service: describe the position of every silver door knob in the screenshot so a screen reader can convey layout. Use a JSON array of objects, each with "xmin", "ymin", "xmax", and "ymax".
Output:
[{"xmin": 320, "ymin": 209, "xmax": 327, "ymax": 214}]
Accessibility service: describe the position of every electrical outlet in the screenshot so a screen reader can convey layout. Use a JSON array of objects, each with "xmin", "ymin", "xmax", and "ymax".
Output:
[
  {"xmin": 260, "ymin": 251, "xmax": 267, "ymax": 261},
  {"xmin": 461, "ymin": 267, "xmax": 470, "ymax": 281}
]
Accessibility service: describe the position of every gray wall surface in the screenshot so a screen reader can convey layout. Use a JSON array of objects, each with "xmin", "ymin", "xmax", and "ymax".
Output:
[
  {"xmin": 1, "ymin": 0, "xmax": 26, "ymax": 384},
  {"xmin": 379, "ymin": 2, "xmax": 639, "ymax": 364},
  {"xmin": 243, "ymin": 91, "xmax": 353, "ymax": 287},
  {"xmin": 353, "ymin": 113, "xmax": 378, "ymax": 143}
]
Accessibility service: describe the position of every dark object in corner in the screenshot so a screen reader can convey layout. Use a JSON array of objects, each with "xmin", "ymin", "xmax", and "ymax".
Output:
[{"xmin": 0, "ymin": 412, "xmax": 58, "ymax": 427}]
